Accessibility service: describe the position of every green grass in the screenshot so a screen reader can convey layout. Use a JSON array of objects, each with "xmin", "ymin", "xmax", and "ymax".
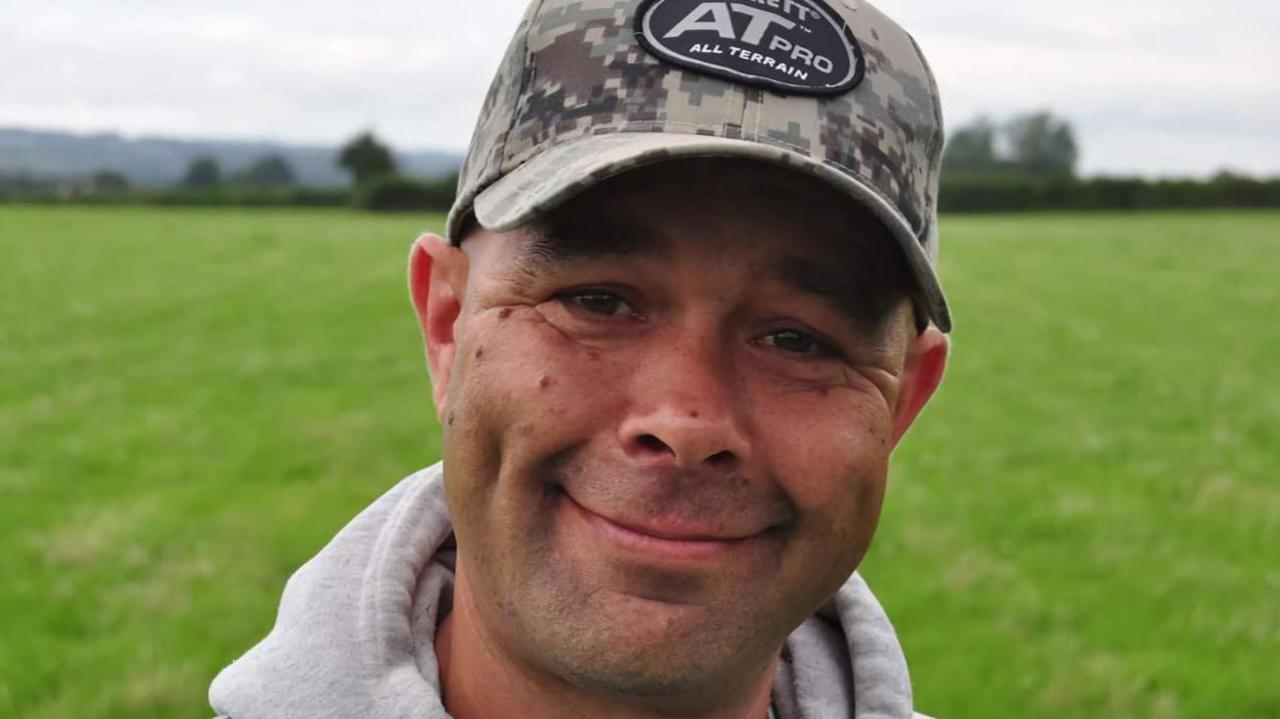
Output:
[{"xmin": 1, "ymin": 206, "xmax": 1277, "ymax": 718}]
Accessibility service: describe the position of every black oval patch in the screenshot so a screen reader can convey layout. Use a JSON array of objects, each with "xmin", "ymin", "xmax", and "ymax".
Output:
[{"xmin": 635, "ymin": 0, "xmax": 865, "ymax": 96}]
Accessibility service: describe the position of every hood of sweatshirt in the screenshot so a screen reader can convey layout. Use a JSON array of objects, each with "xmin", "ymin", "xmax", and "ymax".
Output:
[{"xmin": 210, "ymin": 463, "xmax": 924, "ymax": 719}]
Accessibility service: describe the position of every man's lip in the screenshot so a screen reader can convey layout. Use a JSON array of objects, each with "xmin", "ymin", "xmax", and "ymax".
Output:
[{"xmin": 560, "ymin": 492, "xmax": 769, "ymax": 561}]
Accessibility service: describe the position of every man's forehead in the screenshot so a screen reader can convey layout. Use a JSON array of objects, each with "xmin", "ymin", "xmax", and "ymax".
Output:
[
  {"xmin": 514, "ymin": 203, "xmax": 867, "ymax": 281},
  {"xmin": 513, "ymin": 161, "xmax": 872, "ymax": 266}
]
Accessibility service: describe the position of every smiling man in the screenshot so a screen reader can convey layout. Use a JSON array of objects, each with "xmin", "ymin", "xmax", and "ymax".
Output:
[{"xmin": 210, "ymin": 0, "xmax": 951, "ymax": 717}]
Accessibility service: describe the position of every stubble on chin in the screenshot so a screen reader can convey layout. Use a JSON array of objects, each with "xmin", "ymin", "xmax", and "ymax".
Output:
[{"xmin": 474, "ymin": 519, "xmax": 783, "ymax": 702}]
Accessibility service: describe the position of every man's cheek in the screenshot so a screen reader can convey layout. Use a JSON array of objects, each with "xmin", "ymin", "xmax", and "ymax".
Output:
[
  {"xmin": 458, "ymin": 319, "xmax": 622, "ymax": 453},
  {"xmin": 770, "ymin": 430, "xmax": 888, "ymax": 541}
]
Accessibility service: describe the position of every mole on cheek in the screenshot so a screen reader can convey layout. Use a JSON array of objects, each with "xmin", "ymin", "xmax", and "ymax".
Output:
[
  {"xmin": 447, "ymin": 410, "xmax": 457, "ymax": 426},
  {"xmin": 498, "ymin": 308, "xmax": 513, "ymax": 320},
  {"xmin": 538, "ymin": 375, "xmax": 553, "ymax": 389},
  {"xmin": 474, "ymin": 346, "xmax": 485, "ymax": 360},
  {"xmin": 689, "ymin": 410, "xmax": 700, "ymax": 418}
]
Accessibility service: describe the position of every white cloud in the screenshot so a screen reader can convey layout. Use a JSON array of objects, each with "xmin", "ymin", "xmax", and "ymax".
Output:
[{"xmin": 1, "ymin": 0, "xmax": 1276, "ymax": 176}]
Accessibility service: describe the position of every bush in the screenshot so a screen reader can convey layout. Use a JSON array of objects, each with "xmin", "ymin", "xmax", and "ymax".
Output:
[
  {"xmin": 148, "ymin": 186, "xmax": 350, "ymax": 208},
  {"xmin": 940, "ymin": 174, "xmax": 1280, "ymax": 213},
  {"xmin": 355, "ymin": 175, "xmax": 456, "ymax": 212},
  {"xmin": 1, "ymin": 186, "xmax": 352, "ymax": 208}
]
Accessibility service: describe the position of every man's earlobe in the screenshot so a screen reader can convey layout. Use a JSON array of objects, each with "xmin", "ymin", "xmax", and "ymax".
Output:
[
  {"xmin": 890, "ymin": 327, "xmax": 949, "ymax": 446},
  {"xmin": 409, "ymin": 233, "xmax": 468, "ymax": 417}
]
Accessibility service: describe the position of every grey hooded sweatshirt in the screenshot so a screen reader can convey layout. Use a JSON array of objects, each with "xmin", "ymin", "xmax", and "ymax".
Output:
[{"xmin": 210, "ymin": 463, "xmax": 932, "ymax": 719}]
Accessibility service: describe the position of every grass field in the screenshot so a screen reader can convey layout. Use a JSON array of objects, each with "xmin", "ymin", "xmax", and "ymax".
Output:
[{"xmin": 1, "ymin": 205, "xmax": 1277, "ymax": 718}]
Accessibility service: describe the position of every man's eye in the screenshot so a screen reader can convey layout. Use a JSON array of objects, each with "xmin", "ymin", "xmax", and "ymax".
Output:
[
  {"xmin": 563, "ymin": 290, "xmax": 631, "ymax": 317},
  {"xmin": 760, "ymin": 329, "xmax": 839, "ymax": 358}
]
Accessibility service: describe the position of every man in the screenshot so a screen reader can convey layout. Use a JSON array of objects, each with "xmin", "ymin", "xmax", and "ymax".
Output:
[{"xmin": 210, "ymin": 0, "xmax": 952, "ymax": 716}]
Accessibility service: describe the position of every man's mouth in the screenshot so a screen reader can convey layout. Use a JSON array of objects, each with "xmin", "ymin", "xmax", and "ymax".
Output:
[{"xmin": 558, "ymin": 490, "xmax": 772, "ymax": 562}]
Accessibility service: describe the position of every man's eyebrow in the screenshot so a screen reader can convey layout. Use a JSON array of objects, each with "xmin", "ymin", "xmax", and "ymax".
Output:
[
  {"xmin": 518, "ymin": 210, "xmax": 672, "ymax": 271},
  {"xmin": 772, "ymin": 254, "xmax": 894, "ymax": 339}
]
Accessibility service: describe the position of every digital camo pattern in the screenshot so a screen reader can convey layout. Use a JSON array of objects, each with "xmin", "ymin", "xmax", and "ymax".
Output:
[{"xmin": 447, "ymin": 0, "xmax": 950, "ymax": 331}]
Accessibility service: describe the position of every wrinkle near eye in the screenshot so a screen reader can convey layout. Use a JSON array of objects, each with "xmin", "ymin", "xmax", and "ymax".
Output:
[
  {"xmin": 481, "ymin": 300, "xmax": 591, "ymax": 350},
  {"xmin": 843, "ymin": 365, "xmax": 898, "ymax": 407},
  {"xmin": 528, "ymin": 299, "xmax": 602, "ymax": 347}
]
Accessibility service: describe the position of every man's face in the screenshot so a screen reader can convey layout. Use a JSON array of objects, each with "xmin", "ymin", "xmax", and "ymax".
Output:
[{"xmin": 424, "ymin": 161, "xmax": 934, "ymax": 703}]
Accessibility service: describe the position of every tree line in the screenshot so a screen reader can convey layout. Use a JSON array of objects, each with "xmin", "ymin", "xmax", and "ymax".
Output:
[
  {"xmin": 167, "ymin": 131, "xmax": 458, "ymax": 211},
  {"xmin": 0, "ymin": 130, "xmax": 459, "ymax": 211},
  {"xmin": 939, "ymin": 111, "xmax": 1279, "ymax": 211}
]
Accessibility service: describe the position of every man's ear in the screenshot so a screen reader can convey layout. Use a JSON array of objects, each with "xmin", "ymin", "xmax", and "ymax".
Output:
[
  {"xmin": 890, "ymin": 326, "xmax": 949, "ymax": 446},
  {"xmin": 409, "ymin": 233, "xmax": 469, "ymax": 419}
]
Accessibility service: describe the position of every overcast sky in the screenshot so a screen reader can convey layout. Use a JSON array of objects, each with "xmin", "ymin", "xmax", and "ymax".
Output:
[{"xmin": 2, "ymin": 0, "xmax": 1277, "ymax": 177}]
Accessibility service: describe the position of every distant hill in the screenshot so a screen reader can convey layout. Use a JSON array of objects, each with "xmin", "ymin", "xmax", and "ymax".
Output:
[{"xmin": 0, "ymin": 127, "xmax": 462, "ymax": 187}]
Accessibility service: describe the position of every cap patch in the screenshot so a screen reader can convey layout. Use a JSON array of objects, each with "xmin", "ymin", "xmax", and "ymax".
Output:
[{"xmin": 635, "ymin": 0, "xmax": 865, "ymax": 96}]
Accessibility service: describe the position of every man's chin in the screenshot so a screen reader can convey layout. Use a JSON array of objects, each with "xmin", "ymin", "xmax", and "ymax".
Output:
[
  {"xmin": 537, "ymin": 595, "xmax": 764, "ymax": 697},
  {"xmin": 513, "ymin": 576, "xmax": 775, "ymax": 694}
]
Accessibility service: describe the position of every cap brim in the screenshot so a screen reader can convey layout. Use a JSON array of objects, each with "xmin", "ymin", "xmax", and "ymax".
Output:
[{"xmin": 458, "ymin": 133, "xmax": 951, "ymax": 332}]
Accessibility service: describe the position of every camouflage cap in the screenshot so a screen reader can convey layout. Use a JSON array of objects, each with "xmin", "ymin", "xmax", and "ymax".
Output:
[{"xmin": 447, "ymin": 0, "xmax": 951, "ymax": 332}]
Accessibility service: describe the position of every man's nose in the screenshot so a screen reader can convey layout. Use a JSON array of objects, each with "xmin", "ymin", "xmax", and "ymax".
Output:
[{"xmin": 617, "ymin": 337, "xmax": 750, "ymax": 473}]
